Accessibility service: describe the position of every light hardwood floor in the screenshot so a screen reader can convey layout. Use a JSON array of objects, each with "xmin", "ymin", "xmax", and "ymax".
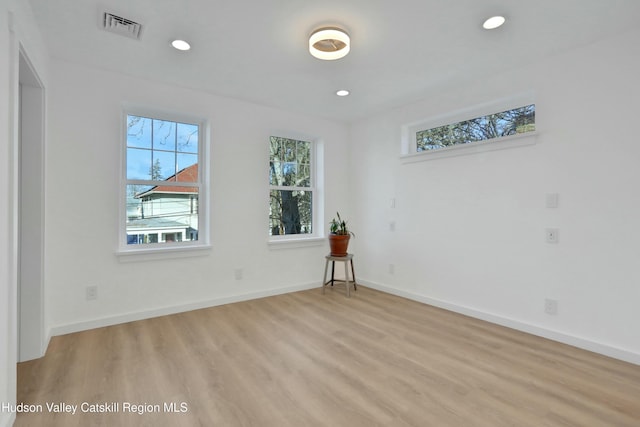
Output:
[{"xmin": 16, "ymin": 286, "xmax": 640, "ymax": 426}]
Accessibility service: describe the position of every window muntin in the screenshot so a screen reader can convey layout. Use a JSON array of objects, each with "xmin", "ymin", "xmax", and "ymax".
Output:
[
  {"xmin": 269, "ymin": 136, "xmax": 313, "ymax": 236},
  {"xmin": 416, "ymin": 104, "xmax": 535, "ymax": 152},
  {"xmin": 124, "ymin": 114, "xmax": 202, "ymax": 248}
]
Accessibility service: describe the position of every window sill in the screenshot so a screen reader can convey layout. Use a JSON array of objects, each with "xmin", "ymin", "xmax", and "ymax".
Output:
[
  {"xmin": 401, "ymin": 131, "xmax": 537, "ymax": 164},
  {"xmin": 116, "ymin": 244, "xmax": 211, "ymax": 263},
  {"xmin": 268, "ymin": 236, "xmax": 325, "ymax": 250}
]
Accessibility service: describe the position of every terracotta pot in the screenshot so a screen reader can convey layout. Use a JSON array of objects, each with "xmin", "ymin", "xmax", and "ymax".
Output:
[{"xmin": 328, "ymin": 234, "xmax": 350, "ymax": 256}]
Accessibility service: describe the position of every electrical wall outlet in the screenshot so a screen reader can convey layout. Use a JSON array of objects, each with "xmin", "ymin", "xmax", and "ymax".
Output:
[
  {"xmin": 545, "ymin": 228, "xmax": 559, "ymax": 244},
  {"xmin": 86, "ymin": 285, "xmax": 98, "ymax": 301},
  {"xmin": 388, "ymin": 264, "xmax": 395, "ymax": 275},
  {"xmin": 545, "ymin": 298, "xmax": 558, "ymax": 315},
  {"xmin": 234, "ymin": 268, "xmax": 243, "ymax": 280}
]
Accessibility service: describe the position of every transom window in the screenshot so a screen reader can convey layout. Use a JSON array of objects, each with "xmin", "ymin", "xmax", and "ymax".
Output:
[
  {"xmin": 122, "ymin": 113, "xmax": 206, "ymax": 250},
  {"xmin": 416, "ymin": 104, "xmax": 535, "ymax": 152},
  {"xmin": 269, "ymin": 136, "xmax": 314, "ymax": 236}
]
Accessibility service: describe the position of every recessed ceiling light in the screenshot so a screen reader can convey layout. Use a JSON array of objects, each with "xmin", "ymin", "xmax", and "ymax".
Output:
[
  {"xmin": 171, "ymin": 39, "xmax": 191, "ymax": 51},
  {"xmin": 336, "ymin": 89, "xmax": 350, "ymax": 97},
  {"xmin": 309, "ymin": 27, "xmax": 350, "ymax": 60},
  {"xmin": 483, "ymin": 16, "xmax": 506, "ymax": 30}
]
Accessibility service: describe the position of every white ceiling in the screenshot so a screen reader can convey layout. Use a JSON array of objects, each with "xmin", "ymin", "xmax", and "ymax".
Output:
[{"xmin": 27, "ymin": 0, "xmax": 640, "ymax": 123}]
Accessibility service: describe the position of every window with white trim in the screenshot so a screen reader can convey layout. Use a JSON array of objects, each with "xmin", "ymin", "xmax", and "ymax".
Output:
[
  {"xmin": 121, "ymin": 112, "xmax": 207, "ymax": 252},
  {"xmin": 269, "ymin": 136, "xmax": 315, "ymax": 237},
  {"xmin": 416, "ymin": 104, "xmax": 535, "ymax": 152},
  {"xmin": 401, "ymin": 93, "xmax": 538, "ymax": 162}
]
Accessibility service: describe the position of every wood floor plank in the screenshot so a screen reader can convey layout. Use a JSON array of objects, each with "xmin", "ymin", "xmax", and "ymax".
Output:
[{"xmin": 15, "ymin": 286, "xmax": 640, "ymax": 426}]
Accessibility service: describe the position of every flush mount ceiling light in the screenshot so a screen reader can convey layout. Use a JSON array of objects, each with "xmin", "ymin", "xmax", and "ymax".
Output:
[
  {"xmin": 483, "ymin": 15, "xmax": 506, "ymax": 30},
  {"xmin": 336, "ymin": 89, "xmax": 350, "ymax": 97},
  {"xmin": 171, "ymin": 39, "xmax": 191, "ymax": 51},
  {"xmin": 309, "ymin": 27, "xmax": 350, "ymax": 60}
]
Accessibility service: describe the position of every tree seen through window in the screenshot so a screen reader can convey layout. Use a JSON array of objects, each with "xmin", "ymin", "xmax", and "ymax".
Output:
[
  {"xmin": 269, "ymin": 136, "xmax": 313, "ymax": 236},
  {"xmin": 417, "ymin": 104, "xmax": 535, "ymax": 152}
]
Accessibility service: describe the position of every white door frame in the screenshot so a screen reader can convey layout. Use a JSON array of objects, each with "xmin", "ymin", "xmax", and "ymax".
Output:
[{"xmin": 16, "ymin": 45, "xmax": 46, "ymax": 362}]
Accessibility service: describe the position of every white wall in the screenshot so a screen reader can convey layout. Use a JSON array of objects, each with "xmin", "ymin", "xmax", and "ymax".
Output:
[
  {"xmin": 0, "ymin": 4, "xmax": 14, "ymax": 426},
  {"xmin": 349, "ymin": 26, "xmax": 640, "ymax": 364},
  {"xmin": 45, "ymin": 60, "xmax": 350, "ymax": 334}
]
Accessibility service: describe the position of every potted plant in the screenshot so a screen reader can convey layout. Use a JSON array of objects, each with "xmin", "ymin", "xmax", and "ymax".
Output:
[{"xmin": 328, "ymin": 212, "xmax": 355, "ymax": 256}]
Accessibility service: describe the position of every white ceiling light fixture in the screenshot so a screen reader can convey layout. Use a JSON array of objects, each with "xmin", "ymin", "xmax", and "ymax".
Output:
[
  {"xmin": 483, "ymin": 15, "xmax": 506, "ymax": 30},
  {"xmin": 171, "ymin": 39, "xmax": 191, "ymax": 51},
  {"xmin": 309, "ymin": 27, "xmax": 350, "ymax": 60},
  {"xmin": 336, "ymin": 89, "xmax": 350, "ymax": 97}
]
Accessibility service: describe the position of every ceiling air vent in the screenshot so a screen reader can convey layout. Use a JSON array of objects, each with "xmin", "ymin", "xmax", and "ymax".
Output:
[{"xmin": 102, "ymin": 12, "xmax": 143, "ymax": 40}]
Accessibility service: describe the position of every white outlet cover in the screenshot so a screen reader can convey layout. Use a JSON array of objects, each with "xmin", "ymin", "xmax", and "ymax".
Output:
[
  {"xmin": 546, "ymin": 193, "xmax": 559, "ymax": 208},
  {"xmin": 86, "ymin": 286, "xmax": 98, "ymax": 300},
  {"xmin": 546, "ymin": 228, "xmax": 559, "ymax": 243}
]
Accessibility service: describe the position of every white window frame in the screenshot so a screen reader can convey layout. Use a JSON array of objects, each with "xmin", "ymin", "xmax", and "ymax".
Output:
[
  {"xmin": 268, "ymin": 133, "xmax": 324, "ymax": 248},
  {"xmin": 401, "ymin": 92, "xmax": 537, "ymax": 163},
  {"xmin": 117, "ymin": 106, "xmax": 210, "ymax": 258}
]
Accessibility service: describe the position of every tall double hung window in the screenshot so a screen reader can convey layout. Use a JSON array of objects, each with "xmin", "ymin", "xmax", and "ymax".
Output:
[
  {"xmin": 269, "ymin": 136, "xmax": 315, "ymax": 237},
  {"xmin": 121, "ymin": 112, "xmax": 207, "ymax": 251}
]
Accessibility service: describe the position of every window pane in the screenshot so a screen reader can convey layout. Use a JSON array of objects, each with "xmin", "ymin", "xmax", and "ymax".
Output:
[
  {"xmin": 269, "ymin": 160, "xmax": 282, "ymax": 186},
  {"xmin": 153, "ymin": 120, "xmax": 176, "ymax": 151},
  {"xmin": 153, "ymin": 150, "xmax": 176, "ymax": 181},
  {"xmin": 269, "ymin": 189, "xmax": 312, "ymax": 236},
  {"xmin": 127, "ymin": 115, "xmax": 151, "ymax": 149},
  {"xmin": 282, "ymin": 162, "xmax": 297, "ymax": 186},
  {"xmin": 297, "ymin": 141, "xmax": 311, "ymax": 164},
  {"xmin": 127, "ymin": 148, "xmax": 152, "ymax": 180},
  {"xmin": 126, "ymin": 187, "xmax": 199, "ymax": 245},
  {"xmin": 268, "ymin": 136, "xmax": 312, "ymax": 189},
  {"xmin": 298, "ymin": 165, "xmax": 311, "ymax": 187},
  {"xmin": 126, "ymin": 184, "xmax": 153, "ymax": 220},
  {"xmin": 177, "ymin": 123, "xmax": 198, "ymax": 153},
  {"xmin": 284, "ymin": 140, "xmax": 297, "ymax": 162},
  {"xmin": 270, "ymin": 138, "xmax": 283, "ymax": 160},
  {"xmin": 177, "ymin": 153, "xmax": 198, "ymax": 179}
]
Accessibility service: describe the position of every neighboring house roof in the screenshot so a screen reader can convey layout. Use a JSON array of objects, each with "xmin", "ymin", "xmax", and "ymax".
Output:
[
  {"xmin": 126, "ymin": 217, "xmax": 192, "ymax": 231},
  {"xmin": 136, "ymin": 163, "xmax": 198, "ymax": 198}
]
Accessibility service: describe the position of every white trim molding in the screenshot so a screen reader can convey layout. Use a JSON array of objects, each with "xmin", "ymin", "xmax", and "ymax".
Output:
[
  {"xmin": 401, "ymin": 131, "xmax": 537, "ymax": 163},
  {"xmin": 48, "ymin": 281, "xmax": 319, "ymax": 337}
]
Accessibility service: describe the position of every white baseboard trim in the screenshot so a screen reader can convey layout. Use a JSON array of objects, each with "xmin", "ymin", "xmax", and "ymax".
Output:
[
  {"xmin": 0, "ymin": 413, "xmax": 16, "ymax": 427},
  {"xmin": 45, "ymin": 279, "xmax": 640, "ymax": 366},
  {"xmin": 361, "ymin": 279, "xmax": 640, "ymax": 366},
  {"xmin": 48, "ymin": 282, "xmax": 319, "ymax": 338}
]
